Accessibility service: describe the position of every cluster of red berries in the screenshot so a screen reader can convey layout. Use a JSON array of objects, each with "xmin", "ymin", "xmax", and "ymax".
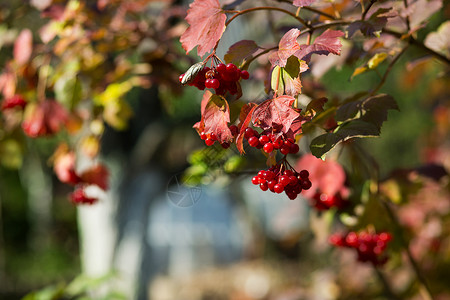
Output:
[
  {"xmin": 199, "ymin": 125, "xmax": 239, "ymax": 148},
  {"xmin": 179, "ymin": 63, "xmax": 249, "ymax": 95},
  {"xmin": 309, "ymin": 192, "xmax": 348, "ymax": 211},
  {"xmin": 244, "ymin": 127, "xmax": 299, "ymax": 154},
  {"xmin": 252, "ymin": 166, "xmax": 311, "ymax": 200},
  {"xmin": 329, "ymin": 231, "xmax": 393, "ymax": 265}
]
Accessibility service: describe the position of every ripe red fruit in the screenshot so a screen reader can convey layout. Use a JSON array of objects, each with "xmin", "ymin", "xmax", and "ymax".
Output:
[
  {"xmin": 260, "ymin": 182, "xmax": 268, "ymax": 191},
  {"xmin": 299, "ymin": 170, "xmax": 309, "ymax": 179},
  {"xmin": 205, "ymin": 138, "xmax": 215, "ymax": 146},
  {"xmin": 229, "ymin": 125, "xmax": 239, "ymax": 136},
  {"xmin": 263, "ymin": 143, "xmax": 274, "ymax": 153},
  {"xmin": 274, "ymin": 184, "xmax": 284, "ymax": 194},
  {"xmin": 248, "ymin": 136, "xmax": 259, "ymax": 147},
  {"xmin": 200, "ymin": 131, "xmax": 207, "ymax": 140},
  {"xmin": 252, "ymin": 176, "xmax": 259, "ymax": 185},
  {"xmin": 259, "ymin": 135, "xmax": 269, "ymax": 145},
  {"xmin": 216, "ymin": 63, "xmax": 226, "ymax": 73},
  {"xmin": 226, "ymin": 63, "xmax": 237, "ymax": 73},
  {"xmin": 240, "ymin": 70, "xmax": 249, "ymax": 79}
]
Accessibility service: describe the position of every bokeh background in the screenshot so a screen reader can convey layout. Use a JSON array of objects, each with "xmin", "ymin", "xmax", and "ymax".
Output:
[{"xmin": 0, "ymin": 0, "xmax": 449, "ymax": 300}]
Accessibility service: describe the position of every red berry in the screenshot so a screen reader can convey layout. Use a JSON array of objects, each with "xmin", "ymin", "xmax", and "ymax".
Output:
[
  {"xmin": 205, "ymin": 78, "xmax": 213, "ymax": 89},
  {"xmin": 200, "ymin": 131, "xmax": 207, "ymax": 140},
  {"xmin": 229, "ymin": 125, "xmax": 239, "ymax": 136},
  {"xmin": 210, "ymin": 133, "xmax": 218, "ymax": 140},
  {"xmin": 205, "ymin": 138, "xmax": 215, "ymax": 146},
  {"xmin": 221, "ymin": 142, "xmax": 230, "ymax": 149},
  {"xmin": 210, "ymin": 78, "xmax": 220, "ymax": 89},
  {"xmin": 248, "ymin": 136, "xmax": 259, "ymax": 147},
  {"xmin": 274, "ymin": 184, "xmax": 284, "ymax": 194},
  {"xmin": 290, "ymin": 143, "xmax": 300, "ymax": 154},
  {"xmin": 240, "ymin": 70, "xmax": 250, "ymax": 79},
  {"xmin": 260, "ymin": 182, "xmax": 268, "ymax": 191},
  {"xmin": 259, "ymin": 135, "xmax": 270, "ymax": 145},
  {"xmin": 278, "ymin": 175, "xmax": 290, "ymax": 186},
  {"xmin": 280, "ymin": 146, "xmax": 290, "ymax": 155},
  {"xmin": 263, "ymin": 143, "xmax": 274, "ymax": 153},
  {"xmin": 299, "ymin": 170, "xmax": 309, "ymax": 179},
  {"xmin": 226, "ymin": 63, "xmax": 237, "ymax": 73},
  {"xmin": 244, "ymin": 128, "xmax": 255, "ymax": 139},
  {"xmin": 216, "ymin": 63, "xmax": 226, "ymax": 73},
  {"xmin": 252, "ymin": 176, "xmax": 259, "ymax": 185},
  {"xmin": 301, "ymin": 180, "xmax": 312, "ymax": 190}
]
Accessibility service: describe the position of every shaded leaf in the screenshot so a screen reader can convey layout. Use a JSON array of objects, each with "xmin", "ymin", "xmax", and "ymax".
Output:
[
  {"xmin": 269, "ymin": 28, "xmax": 301, "ymax": 67},
  {"xmin": 252, "ymin": 95, "xmax": 299, "ymax": 134},
  {"xmin": 305, "ymin": 97, "xmax": 327, "ymax": 116},
  {"xmin": 348, "ymin": 8, "xmax": 396, "ymax": 37},
  {"xmin": 224, "ymin": 40, "xmax": 259, "ymax": 66},
  {"xmin": 310, "ymin": 94, "xmax": 399, "ymax": 158},
  {"xmin": 294, "ymin": 29, "xmax": 344, "ymax": 62},
  {"xmin": 407, "ymin": 0, "xmax": 442, "ymax": 29},
  {"xmin": 180, "ymin": 0, "xmax": 227, "ymax": 57}
]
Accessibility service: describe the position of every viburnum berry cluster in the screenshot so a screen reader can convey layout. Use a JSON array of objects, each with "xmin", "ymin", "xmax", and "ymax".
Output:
[
  {"xmin": 244, "ymin": 127, "xmax": 299, "ymax": 154},
  {"xmin": 252, "ymin": 164, "xmax": 311, "ymax": 199},
  {"xmin": 180, "ymin": 61, "xmax": 249, "ymax": 96},
  {"xmin": 329, "ymin": 231, "xmax": 393, "ymax": 265},
  {"xmin": 199, "ymin": 124, "xmax": 238, "ymax": 148}
]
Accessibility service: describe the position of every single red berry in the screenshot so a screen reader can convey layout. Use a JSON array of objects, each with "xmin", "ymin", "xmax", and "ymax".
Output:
[
  {"xmin": 260, "ymin": 182, "xmax": 268, "ymax": 191},
  {"xmin": 274, "ymin": 184, "xmax": 284, "ymax": 194},
  {"xmin": 229, "ymin": 125, "xmax": 239, "ymax": 136},
  {"xmin": 244, "ymin": 128, "xmax": 255, "ymax": 139},
  {"xmin": 258, "ymin": 170, "xmax": 265, "ymax": 178},
  {"xmin": 299, "ymin": 170, "xmax": 309, "ymax": 179},
  {"xmin": 226, "ymin": 63, "xmax": 237, "ymax": 73},
  {"xmin": 283, "ymin": 170, "xmax": 294, "ymax": 177},
  {"xmin": 290, "ymin": 143, "xmax": 300, "ymax": 154},
  {"xmin": 205, "ymin": 138, "xmax": 215, "ymax": 146},
  {"xmin": 210, "ymin": 133, "xmax": 218, "ymax": 140},
  {"xmin": 240, "ymin": 70, "xmax": 250, "ymax": 80},
  {"xmin": 248, "ymin": 136, "xmax": 259, "ymax": 147},
  {"xmin": 259, "ymin": 135, "xmax": 270, "ymax": 145},
  {"xmin": 280, "ymin": 145, "xmax": 290, "ymax": 155},
  {"xmin": 216, "ymin": 63, "xmax": 226, "ymax": 73},
  {"xmin": 200, "ymin": 131, "xmax": 207, "ymax": 140},
  {"xmin": 301, "ymin": 180, "xmax": 312, "ymax": 190},
  {"xmin": 210, "ymin": 78, "xmax": 220, "ymax": 89},
  {"xmin": 263, "ymin": 143, "xmax": 274, "ymax": 153},
  {"xmin": 279, "ymin": 175, "xmax": 290, "ymax": 186},
  {"xmin": 252, "ymin": 176, "xmax": 259, "ymax": 185},
  {"xmin": 205, "ymin": 78, "xmax": 213, "ymax": 89},
  {"xmin": 221, "ymin": 142, "xmax": 230, "ymax": 149}
]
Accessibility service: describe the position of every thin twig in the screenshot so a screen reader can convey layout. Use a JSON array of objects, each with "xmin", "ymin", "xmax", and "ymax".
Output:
[
  {"xmin": 241, "ymin": 46, "xmax": 278, "ymax": 69},
  {"xmin": 362, "ymin": 0, "xmax": 377, "ymax": 20},
  {"xmin": 370, "ymin": 45, "xmax": 409, "ymax": 95},
  {"xmin": 274, "ymin": 0, "xmax": 337, "ymax": 19}
]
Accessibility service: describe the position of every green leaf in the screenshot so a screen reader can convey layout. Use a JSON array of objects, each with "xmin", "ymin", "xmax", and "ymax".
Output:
[
  {"xmin": 368, "ymin": 52, "xmax": 388, "ymax": 69},
  {"xmin": 54, "ymin": 75, "xmax": 82, "ymax": 110},
  {"xmin": 271, "ymin": 66, "xmax": 284, "ymax": 95},
  {"xmin": 310, "ymin": 94, "xmax": 398, "ymax": 158}
]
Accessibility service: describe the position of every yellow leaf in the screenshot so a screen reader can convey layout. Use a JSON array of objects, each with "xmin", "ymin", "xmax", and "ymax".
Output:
[
  {"xmin": 368, "ymin": 52, "xmax": 388, "ymax": 69},
  {"xmin": 351, "ymin": 66, "xmax": 368, "ymax": 80}
]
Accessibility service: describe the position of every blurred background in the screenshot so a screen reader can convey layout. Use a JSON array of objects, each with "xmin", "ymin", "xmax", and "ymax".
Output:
[{"xmin": 0, "ymin": 0, "xmax": 449, "ymax": 300}]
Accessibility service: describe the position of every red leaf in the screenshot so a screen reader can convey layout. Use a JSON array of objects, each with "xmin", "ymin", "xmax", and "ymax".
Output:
[
  {"xmin": 180, "ymin": 0, "xmax": 227, "ymax": 57},
  {"xmin": 22, "ymin": 100, "xmax": 68, "ymax": 138},
  {"xmin": 294, "ymin": 29, "xmax": 344, "ymax": 62},
  {"xmin": 236, "ymin": 103, "xmax": 257, "ymax": 154},
  {"xmin": 296, "ymin": 154, "xmax": 346, "ymax": 198},
  {"xmin": 14, "ymin": 29, "xmax": 33, "ymax": 66},
  {"xmin": 80, "ymin": 164, "xmax": 109, "ymax": 190},
  {"xmin": 269, "ymin": 28, "xmax": 301, "ymax": 67},
  {"xmin": 203, "ymin": 94, "xmax": 233, "ymax": 143},
  {"xmin": 285, "ymin": 113, "xmax": 305, "ymax": 139},
  {"xmin": 252, "ymin": 95, "xmax": 300, "ymax": 134},
  {"xmin": 193, "ymin": 90, "xmax": 213, "ymax": 134},
  {"xmin": 293, "ymin": 0, "xmax": 316, "ymax": 7}
]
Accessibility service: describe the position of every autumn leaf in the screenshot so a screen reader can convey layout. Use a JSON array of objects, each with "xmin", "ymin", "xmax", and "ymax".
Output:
[
  {"xmin": 236, "ymin": 103, "xmax": 257, "ymax": 154},
  {"xmin": 252, "ymin": 95, "xmax": 300, "ymax": 134},
  {"xmin": 22, "ymin": 100, "xmax": 68, "ymax": 138},
  {"xmin": 347, "ymin": 8, "xmax": 397, "ymax": 37},
  {"xmin": 203, "ymin": 94, "xmax": 233, "ymax": 143},
  {"xmin": 294, "ymin": 29, "xmax": 344, "ymax": 62},
  {"xmin": 269, "ymin": 28, "xmax": 301, "ymax": 67},
  {"xmin": 293, "ymin": 0, "xmax": 316, "ymax": 7},
  {"xmin": 80, "ymin": 164, "xmax": 109, "ymax": 190},
  {"xmin": 224, "ymin": 40, "xmax": 259, "ymax": 66},
  {"xmin": 424, "ymin": 21, "xmax": 450, "ymax": 58},
  {"xmin": 193, "ymin": 90, "xmax": 213, "ymax": 134},
  {"xmin": 14, "ymin": 29, "xmax": 33, "ymax": 66},
  {"xmin": 180, "ymin": 0, "xmax": 227, "ymax": 57}
]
